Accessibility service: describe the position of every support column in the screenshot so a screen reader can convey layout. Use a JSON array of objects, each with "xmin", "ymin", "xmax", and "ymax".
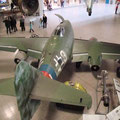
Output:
[{"xmin": 38, "ymin": 0, "xmax": 44, "ymax": 16}]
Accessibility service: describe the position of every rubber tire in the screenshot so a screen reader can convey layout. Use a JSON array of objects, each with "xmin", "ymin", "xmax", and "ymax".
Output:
[
  {"xmin": 116, "ymin": 67, "xmax": 120, "ymax": 78},
  {"xmin": 76, "ymin": 62, "xmax": 82, "ymax": 69}
]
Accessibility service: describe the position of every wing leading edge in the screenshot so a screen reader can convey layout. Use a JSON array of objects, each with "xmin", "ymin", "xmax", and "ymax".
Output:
[
  {"xmin": 0, "ymin": 37, "xmax": 48, "ymax": 59},
  {"xmin": 100, "ymin": 42, "xmax": 120, "ymax": 60}
]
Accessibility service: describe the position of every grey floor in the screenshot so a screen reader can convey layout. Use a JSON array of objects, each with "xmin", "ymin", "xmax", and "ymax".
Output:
[{"xmin": 0, "ymin": 3, "xmax": 120, "ymax": 120}]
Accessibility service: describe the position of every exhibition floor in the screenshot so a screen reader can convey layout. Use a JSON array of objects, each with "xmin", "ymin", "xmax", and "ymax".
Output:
[{"xmin": 0, "ymin": 3, "xmax": 120, "ymax": 120}]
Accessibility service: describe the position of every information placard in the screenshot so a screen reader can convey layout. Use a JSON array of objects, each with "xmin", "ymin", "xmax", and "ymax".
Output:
[{"xmin": 106, "ymin": 106, "xmax": 120, "ymax": 120}]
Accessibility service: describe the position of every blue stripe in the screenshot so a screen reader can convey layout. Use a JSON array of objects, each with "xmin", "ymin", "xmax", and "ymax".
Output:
[{"xmin": 39, "ymin": 64, "xmax": 57, "ymax": 80}]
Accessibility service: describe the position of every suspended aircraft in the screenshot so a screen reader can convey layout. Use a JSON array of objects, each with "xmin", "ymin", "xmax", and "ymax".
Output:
[
  {"xmin": 12, "ymin": 0, "xmax": 93, "ymax": 16},
  {"xmin": 0, "ymin": 14, "xmax": 120, "ymax": 119},
  {"xmin": 84, "ymin": 0, "xmax": 94, "ymax": 16}
]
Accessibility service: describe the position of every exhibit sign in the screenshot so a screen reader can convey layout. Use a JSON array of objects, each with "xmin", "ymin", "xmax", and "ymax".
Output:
[{"xmin": 106, "ymin": 105, "xmax": 120, "ymax": 120}]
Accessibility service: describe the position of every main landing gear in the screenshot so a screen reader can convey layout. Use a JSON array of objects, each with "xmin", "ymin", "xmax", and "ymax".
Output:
[
  {"xmin": 76, "ymin": 62, "xmax": 82, "ymax": 69},
  {"xmin": 116, "ymin": 67, "xmax": 120, "ymax": 78}
]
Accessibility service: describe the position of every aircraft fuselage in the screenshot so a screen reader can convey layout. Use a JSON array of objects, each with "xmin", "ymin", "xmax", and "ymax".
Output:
[{"xmin": 39, "ymin": 20, "xmax": 74, "ymax": 79}]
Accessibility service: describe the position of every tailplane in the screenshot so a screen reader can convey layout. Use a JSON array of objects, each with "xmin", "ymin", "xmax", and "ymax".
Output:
[{"xmin": 0, "ymin": 61, "xmax": 92, "ymax": 120}]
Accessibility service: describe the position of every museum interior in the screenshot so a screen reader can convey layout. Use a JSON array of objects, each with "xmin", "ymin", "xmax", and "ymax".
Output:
[{"xmin": 0, "ymin": 0, "xmax": 120, "ymax": 120}]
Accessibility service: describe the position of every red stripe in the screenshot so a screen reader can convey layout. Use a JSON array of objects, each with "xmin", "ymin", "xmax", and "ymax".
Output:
[{"xmin": 41, "ymin": 71, "xmax": 51, "ymax": 79}]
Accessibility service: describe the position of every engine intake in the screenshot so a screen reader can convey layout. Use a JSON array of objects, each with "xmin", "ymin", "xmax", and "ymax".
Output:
[
  {"xmin": 91, "ymin": 65, "xmax": 100, "ymax": 71},
  {"xmin": 14, "ymin": 50, "xmax": 27, "ymax": 64},
  {"xmin": 12, "ymin": 0, "xmax": 39, "ymax": 15},
  {"xmin": 19, "ymin": 0, "xmax": 39, "ymax": 15}
]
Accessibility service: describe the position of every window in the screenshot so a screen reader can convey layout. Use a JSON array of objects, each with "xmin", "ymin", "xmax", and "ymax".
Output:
[{"xmin": 54, "ymin": 26, "xmax": 65, "ymax": 37}]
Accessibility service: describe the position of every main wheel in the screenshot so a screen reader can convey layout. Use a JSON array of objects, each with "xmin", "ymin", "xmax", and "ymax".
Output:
[
  {"xmin": 76, "ymin": 62, "xmax": 82, "ymax": 69},
  {"xmin": 116, "ymin": 67, "xmax": 120, "ymax": 78}
]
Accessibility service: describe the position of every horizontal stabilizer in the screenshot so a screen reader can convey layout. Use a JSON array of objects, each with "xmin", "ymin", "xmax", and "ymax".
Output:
[
  {"xmin": 0, "ymin": 77, "xmax": 15, "ymax": 96},
  {"xmin": 14, "ymin": 61, "xmax": 92, "ymax": 119},
  {"xmin": 31, "ymin": 73, "xmax": 92, "ymax": 109}
]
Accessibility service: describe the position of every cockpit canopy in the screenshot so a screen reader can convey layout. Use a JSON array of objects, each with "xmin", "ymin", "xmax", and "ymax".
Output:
[{"xmin": 54, "ymin": 25, "xmax": 65, "ymax": 37}]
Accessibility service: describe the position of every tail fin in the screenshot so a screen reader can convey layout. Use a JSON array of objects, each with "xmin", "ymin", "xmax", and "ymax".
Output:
[
  {"xmin": 55, "ymin": 14, "xmax": 64, "ymax": 22},
  {"xmin": 14, "ymin": 61, "xmax": 40, "ymax": 120}
]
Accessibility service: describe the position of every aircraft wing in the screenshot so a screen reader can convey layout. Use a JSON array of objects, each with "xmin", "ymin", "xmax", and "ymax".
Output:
[
  {"xmin": 100, "ymin": 42, "xmax": 120, "ymax": 59},
  {"xmin": 72, "ymin": 39, "xmax": 89, "ymax": 62},
  {"xmin": 72, "ymin": 39, "xmax": 120, "ymax": 63},
  {"xmin": 0, "ymin": 37, "xmax": 48, "ymax": 59}
]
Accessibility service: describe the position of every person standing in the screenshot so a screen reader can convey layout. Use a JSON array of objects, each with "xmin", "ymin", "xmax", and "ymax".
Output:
[
  {"xmin": 39, "ymin": 18, "xmax": 43, "ymax": 28},
  {"xmin": 29, "ymin": 22, "xmax": 34, "ymax": 32},
  {"xmin": 61, "ymin": 0, "xmax": 64, "ymax": 7},
  {"xmin": 20, "ymin": 16, "xmax": 25, "ymax": 31},
  {"xmin": 13, "ymin": 16, "xmax": 17, "ymax": 32},
  {"xmin": 3, "ymin": 17, "xmax": 11, "ymax": 34},
  {"xmin": 9, "ymin": 16, "xmax": 14, "ymax": 32},
  {"xmin": 43, "ymin": 14, "xmax": 47, "ymax": 28},
  {"xmin": 11, "ymin": 2, "xmax": 14, "ymax": 12},
  {"xmin": 115, "ymin": 3, "xmax": 119, "ymax": 14}
]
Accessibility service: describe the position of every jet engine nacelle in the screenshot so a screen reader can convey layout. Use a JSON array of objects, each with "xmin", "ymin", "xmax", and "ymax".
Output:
[
  {"xmin": 12, "ymin": 0, "xmax": 39, "ymax": 15},
  {"xmin": 91, "ymin": 65, "xmax": 100, "ymax": 71},
  {"xmin": 88, "ymin": 56, "xmax": 101, "ymax": 71},
  {"xmin": 14, "ymin": 50, "xmax": 27, "ymax": 64}
]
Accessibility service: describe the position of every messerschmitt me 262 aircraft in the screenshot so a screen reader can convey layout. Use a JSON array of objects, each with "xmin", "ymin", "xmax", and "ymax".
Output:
[{"xmin": 0, "ymin": 14, "xmax": 120, "ymax": 120}]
